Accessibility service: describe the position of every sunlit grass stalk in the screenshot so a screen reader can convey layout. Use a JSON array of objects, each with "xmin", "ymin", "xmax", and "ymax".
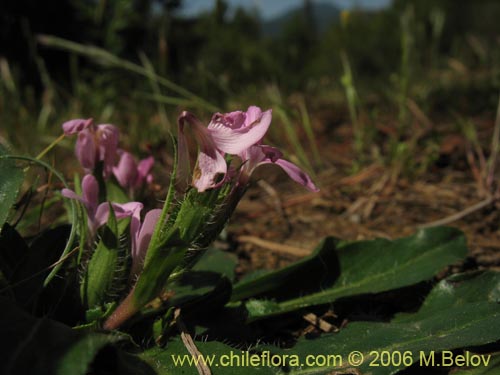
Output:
[
  {"xmin": 274, "ymin": 107, "xmax": 315, "ymax": 175},
  {"xmin": 297, "ymin": 96, "xmax": 322, "ymax": 167},
  {"xmin": 340, "ymin": 51, "xmax": 363, "ymax": 157},
  {"xmin": 35, "ymin": 134, "xmax": 65, "ymax": 160},
  {"xmin": 486, "ymin": 93, "xmax": 500, "ymax": 188},
  {"xmin": 397, "ymin": 5, "xmax": 414, "ymax": 135},
  {"xmin": 37, "ymin": 35, "xmax": 219, "ymax": 113}
]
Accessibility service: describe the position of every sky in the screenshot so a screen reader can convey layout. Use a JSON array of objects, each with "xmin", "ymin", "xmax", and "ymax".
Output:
[{"xmin": 178, "ymin": 0, "xmax": 392, "ymax": 20}]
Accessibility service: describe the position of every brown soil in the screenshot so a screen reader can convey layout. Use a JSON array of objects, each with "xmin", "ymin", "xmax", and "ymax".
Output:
[{"xmin": 227, "ymin": 116, "xmax": 500, "ymax": 277}]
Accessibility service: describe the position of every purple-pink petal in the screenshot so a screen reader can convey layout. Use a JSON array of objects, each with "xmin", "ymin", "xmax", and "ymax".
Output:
[
  {"xmin": 97, "ymin": 124, "xmax": 119, "ymax": 177},
  {"xmin": 135, "ymin": 209, "xmax": 162, "ymax": 262},
  {"xmin": 75, "ymin": 129, "xmax": 97, "ymax": 170},
  {"xmin": 244, "ymin": 106, "xmax": 267, "ymax": 127},
  {"xmin": 93, "ymin": 201, "xmax": 143, "ymax": 235},
  {"xmin": 274, "ymin": 159, "xmax": 319, "ymax": 192},
  {"xmin": 119, "ymin": 202, "xmax": 143, "ymax": 257},
  {"xmin": 81, "ymin": 175, "xmax": 99, "ymax": 214},
  {"xmin": 113, "ymin": 151, "xmax": 138, "ymax": 189},
  {"xmin": 207, "ymin": 109, "xmax": 272, "ymax": 154},
  {"xmin": 177, "ymin": 112, "xmax": 198, "ymax": 190},
  {"xmin": 62, "ymin": 118, "xmax": 93, "ymax": 135},
  {"xmin": 240, "ymin": 145, "xmax": 319, "ymax": 192},
  {"xmin": 193, "ymin": 150, "xmax": 228, "ymax": 192},
  {"xmin": 61, "ymin": 188, "xmax": 83, "ymax": 202},
  {"xmin": 137, "ymin": 156, "xmax": 154, "ymax": 185},
  {"xmin": 93, "ymin": 203, "xmax": 111, "ymax": 230}
]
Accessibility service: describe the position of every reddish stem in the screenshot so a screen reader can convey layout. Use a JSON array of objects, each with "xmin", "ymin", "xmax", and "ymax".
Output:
[{"xmin": 103, "ymin": 287, "xmax": 138, "ymax": 331}]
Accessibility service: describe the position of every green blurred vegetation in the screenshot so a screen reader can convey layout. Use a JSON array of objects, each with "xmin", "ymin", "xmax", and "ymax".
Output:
[{"xmin": 1, "ymin": 0, "xmax": 499, "ymax": 170}]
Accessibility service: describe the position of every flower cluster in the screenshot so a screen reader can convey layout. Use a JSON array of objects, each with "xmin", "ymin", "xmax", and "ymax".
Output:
[
  {"xmin": 62, "ymin": 118, "xmax": 154, "ymax": 190},
  {"xmin": 62, "ymin": 118, "xmax": 159, "ymax": 277},
  {"xmin": 61, "ymin": 106, "xmax": 318, "ymax": 329}
]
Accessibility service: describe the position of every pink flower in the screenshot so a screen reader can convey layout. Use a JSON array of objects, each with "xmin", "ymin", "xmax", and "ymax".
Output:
[
  {"xmin": 129, "ymin": 208, "xmax": 162, "ymax": 278},
  {"xmin": 62, "ymin": 118, "xmax": 119, "ymax": 178},
  {"xmin": 177, "ymin": 106, "xmax": 318, "ymax": 192},
  {"xmin": 112, "ymin": 151, "xmax": 154, "ymax": 190},
  {"xmin": 62, "ymin": 118, "xmax": 93, "ymax": 134},
  {"xmin": 177, "ymin": 106, "xmax": 272, "ymax": 192},
  {"xmin": 206, "ymin": 106, "xmax": 272, "ymax": 154},
  {"xmin": 239, "ymin": 145, "xmax": 319, "ymax": 192},
  {"xmin": 61, "ymin": 174, "xmax": 143, "ymax": 235},
  {"xmin": 96, "ymin": 125, "xmax": 119, "ymax": 177}
]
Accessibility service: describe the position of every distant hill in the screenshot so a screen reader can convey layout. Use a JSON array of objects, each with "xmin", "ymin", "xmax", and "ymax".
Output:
[{"xmin": 262, "ymin": 2, "xmax": 341, "ymax": 37}]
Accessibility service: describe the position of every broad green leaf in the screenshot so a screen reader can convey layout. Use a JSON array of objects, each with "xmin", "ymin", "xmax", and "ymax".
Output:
[
  {"xmin": 165, "ymin": 272, "xmax": 232, "ymax": 312},
  {"xmin": 133, "ymin": 272, "xmax": 500, "ymax": 375},
  {"xmin": 246, "ymin": 227, "xmax": 467, "ymax": 320},
  {"xmin": 11, "ymin": 225, "xmax": 71, "ymax": 309},
  {"xmin": 0, "ymin": 223, "xmax": 29, "ymax": 282},
  {"xmin": 232, "ymin": 237, "xmax": 338, "ymax": 302},
  {"xmin": 142, "ymin": 339, "xmax": 276, "ymax": 375},
  {"xmin": 0, "ymin": 296, "xmax": 149, "ymax": 375},
  {"xmin": 452, "ymin": 354, "xmax": 500, "ymax": 374},
  {"xmin": 161, "ymin": 248, "xmax": 237, "ymax": 309},
  {"xmin": 0, "ymin": 146, "xmax": 24, "ymax": 231},
  {"xmin": 193, "ymin": 247, "xmax": 238, "ymax": 282},
  {"xmin": 267, "ymin": 271, "xmax": 500, "ymax": 375},
  {"xmin": 140, "ymin": 248, "xmax": 236, "ymax": 330}
]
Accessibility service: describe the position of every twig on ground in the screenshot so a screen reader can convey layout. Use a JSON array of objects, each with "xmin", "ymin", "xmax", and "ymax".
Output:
[
  {"xmin": 257, "ymin": 180, "xmax": 292, "ymax": 233},
  {"xmin": 237, "ymin": 235, "xmax": 310, "ymax": 257},
  {"xmin": 419, "ymin": 195, "xmax": 496, "ymax": 228},
  {"xmin": 175, "ymin": 309, "xmax": 211, "ymax": 375},
  {"xmin": 303, "ymin": 313, "xmax": 337, "ymax": 332}
]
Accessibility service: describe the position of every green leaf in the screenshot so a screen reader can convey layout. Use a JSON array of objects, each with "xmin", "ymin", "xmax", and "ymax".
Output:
[
  {"xmin": 0, "ymin": 296, "xmax": 149, "ymax": 375},
  {"xmin": 246, "ymin": 227, "xmax": 467, "ymax": 320},
  {"xmin": 0, "ymin": 223, "xmax": 30, "ymax": 282},
  {"xmin": 193, "ymin": 247, "xmax": 238, "ymax": 282},
  {"xmin": 134, "ymin": 227, "xmax": 188, "ymax": 308},
  {"xmin": 141, "ymin": 339, "xmax": 276, "ymax": 375},
  {"xmin": 232, "ymin": 237, "xmax": 338, "ymax": 302},
  {"xmin": 266, "ymin": 271, "xmax": 500, "ymax": 375},
  {"xmin": 452, "ymin": 353, "xmax": 500, "ymax": 375},
  {"xmin": 11, "ymin": 225, "xmax": 71, "ymax": 309},
  {"xmin": 0, "ymin": 146, "xmax": 24, "ymax": 230},
  {"xmin": 82, "ymin": 205, "xmax": 128, "ymax": 309},
  {"xmin": 159, "ymin": 248, "xmax": 237, "ymax": 309},
  {"xmin": 135, "ymin": 271, "xmax": 500, "ymax": 375},
  {"xmin": 106, "ymin": 180, "xmax": 130, "ymax": 203},
  {"xmin": 137, "ymin": 248, "xmax": 236, "ymax": 323}
]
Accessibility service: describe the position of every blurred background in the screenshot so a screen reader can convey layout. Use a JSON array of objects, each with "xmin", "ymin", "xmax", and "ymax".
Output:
[
  {"xmin": 2, "ymin": 0, "xmax": 500, "ymax": 269},
  {"xmin": 1, "ymin": 0, "xmax": 499, "ymax": 150}
]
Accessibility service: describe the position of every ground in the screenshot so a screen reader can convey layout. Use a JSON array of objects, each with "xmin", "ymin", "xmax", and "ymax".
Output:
[{"xmin": 227, "ymin": 112, "xmax": 500, "ymax": 277}]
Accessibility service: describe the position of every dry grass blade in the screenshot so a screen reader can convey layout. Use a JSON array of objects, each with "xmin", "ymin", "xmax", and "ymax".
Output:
[
  {"xmin": 419, "ymin": 196, "xmax": 495, "ymax": 228},
  {"xmin": 303, "ymin": 313, "xmax": 337, "ymax": 332},
  {"xmin": 237, "ymin": 235, "xmax": 310, "ymax": 257},
  {"xmin": 175, "ymin": 309, "xmax": 212, "ymax": 375}
]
